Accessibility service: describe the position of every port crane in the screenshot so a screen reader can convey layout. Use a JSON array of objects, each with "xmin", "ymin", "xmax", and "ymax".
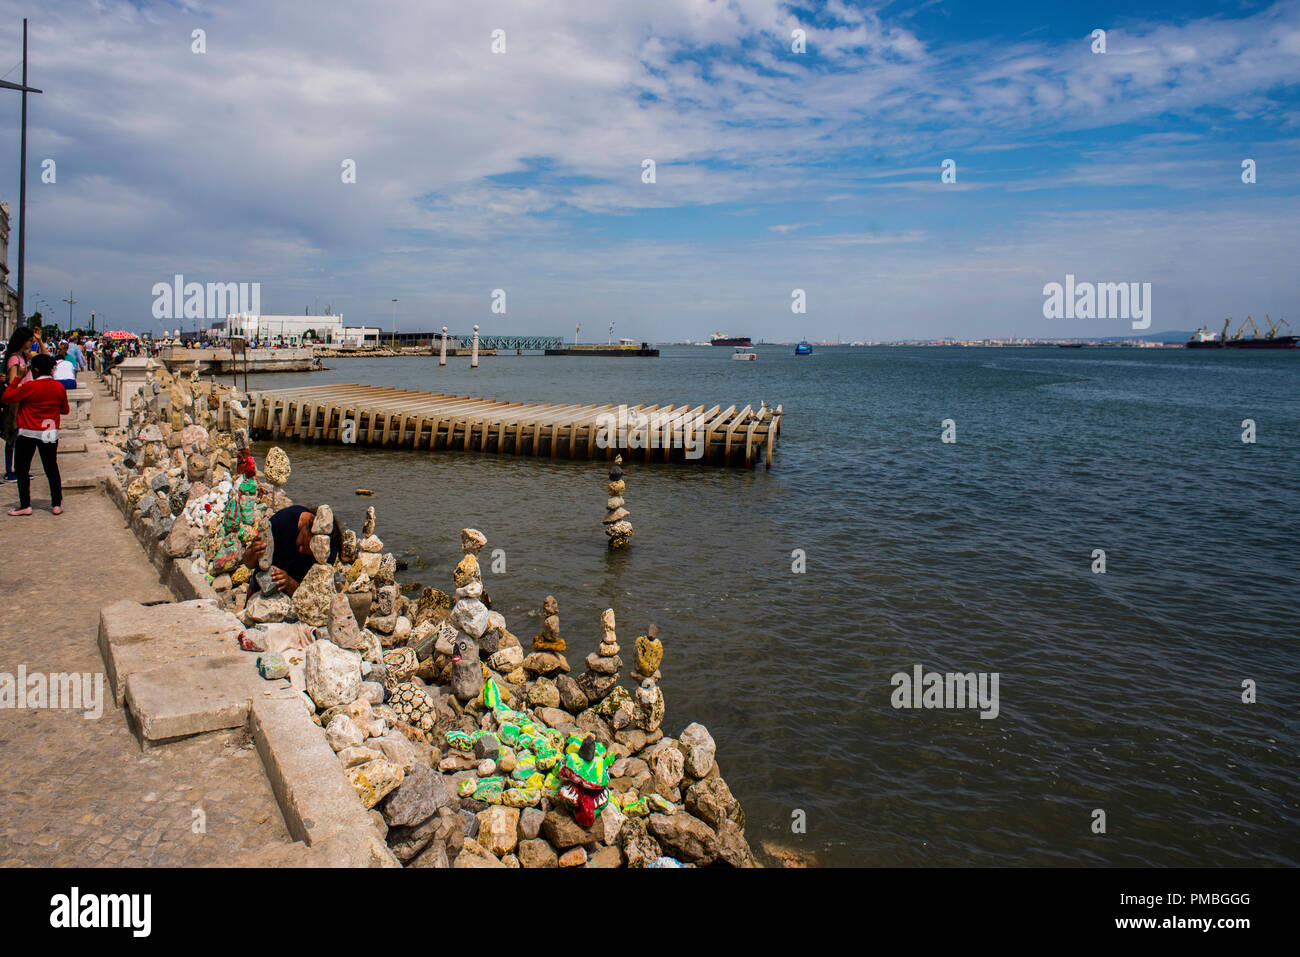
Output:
[
  {"xmin": 1233, "ymin": 316, "xmax": 1262, "ymax": 340},
  {"xmin": 1221, "ymin": 317, "xmax": 1232, "ymax": 340},
  {"xmin": 1263, "ymin": 315, "xmax": 1291, "ymax": 339}
]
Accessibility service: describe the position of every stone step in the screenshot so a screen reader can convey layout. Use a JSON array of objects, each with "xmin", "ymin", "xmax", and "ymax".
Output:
[
  {"xmin": 249, "ymin": 696, "xmax": 378, "ymax": 847},
  {"xmin": 124, "ymin": 653, "xmax": 296, "ymax": 744},
  {"xmin": 98, "ymin": 598, "xmax": 245, "ymax": 705}
]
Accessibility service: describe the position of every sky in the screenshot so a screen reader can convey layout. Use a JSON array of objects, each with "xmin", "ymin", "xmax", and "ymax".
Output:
[{"xmin": 1, "ymin": 0, "xmax": 1298, "ymax": 341}]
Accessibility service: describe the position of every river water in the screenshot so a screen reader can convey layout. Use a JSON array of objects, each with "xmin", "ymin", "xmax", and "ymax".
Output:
[{"xmin": 251, "ymin": 345, "xmax": 1299, "ymax": 866}]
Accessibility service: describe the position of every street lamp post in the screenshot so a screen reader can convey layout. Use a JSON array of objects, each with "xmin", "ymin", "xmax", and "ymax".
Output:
[
  {"xmin": 1, "ymin": 19, "xmax": 44, "ymax": 329},
  {"xmin": 63, "ymin": 289, "xmax": 76, "ymax": 330},
  {"xmin": 391, "ymin": 298, "xmax": 398, "ymax": 351}
]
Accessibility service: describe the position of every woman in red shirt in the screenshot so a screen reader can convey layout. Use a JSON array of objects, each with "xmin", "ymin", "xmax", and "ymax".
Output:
[{"xmin": 2, "ymin": 353, "xmax": 70, "ymax": 515}]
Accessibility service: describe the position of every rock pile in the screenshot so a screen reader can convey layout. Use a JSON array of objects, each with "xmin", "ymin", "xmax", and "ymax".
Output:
[
  {"xmin": 100, "ymin": 367, "xmax": 753, "ymax": 868},
  {"xmin": 603, "ymin": 455, "xmax": 633, "ymax": 549}
]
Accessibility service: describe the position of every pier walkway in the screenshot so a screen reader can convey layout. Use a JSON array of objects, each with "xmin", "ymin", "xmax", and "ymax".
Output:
[
  {"xmin": 0, "ymin": 481, "xmax": 291, "ymax": 867},
  {"xmin": 248, "ymin": 384, "xmax": 783, "ymax": 468}
]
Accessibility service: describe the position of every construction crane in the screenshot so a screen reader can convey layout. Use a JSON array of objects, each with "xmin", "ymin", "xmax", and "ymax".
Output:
[{"xmin": 1263, "ymin": 314, "xmax": 1291, "ymax": 339}]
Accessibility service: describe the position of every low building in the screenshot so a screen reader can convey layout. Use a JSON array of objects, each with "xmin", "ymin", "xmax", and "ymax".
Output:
[
  {"xmin": 0, "ymin": 200, "xmax": 17, "ymax": 340},
  {"xmin": 215, "ymin": 313, "xmax": 345, "ymax": 345}
]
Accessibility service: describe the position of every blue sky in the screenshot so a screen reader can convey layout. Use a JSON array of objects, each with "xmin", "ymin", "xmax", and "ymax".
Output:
[{"xmin": 1, "ymin": 0, "xmax": 1298, "ymax": 340}]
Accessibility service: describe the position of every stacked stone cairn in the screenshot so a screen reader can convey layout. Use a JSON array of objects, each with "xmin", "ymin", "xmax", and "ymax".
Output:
[
  {"xmin": 100, "ymin": 369, "xmax": 752, "ymax": 867},
  {"xmin": 603, "ymin": 454, "xmax": 633, "ymax": 549}
]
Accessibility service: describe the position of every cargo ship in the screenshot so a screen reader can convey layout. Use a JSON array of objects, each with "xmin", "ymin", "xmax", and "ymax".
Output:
[
  {"xmin": 711, "ymin": 332, "xmax": 752, "ymax": 347},
  {"xmin": 1190, "ymin": 316, "xmax": 1298, "ymax": 349},
  {"xmin": 1185, "ymin": 326, "xmax": 1223, "ymax": 349}
]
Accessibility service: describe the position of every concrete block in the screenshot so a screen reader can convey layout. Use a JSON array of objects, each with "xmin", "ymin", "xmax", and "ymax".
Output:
[
  {"xmin": 166, "ymin": 558, "xmax": 220, "ymax": 602},
  {"xmin": 250, "ymin": 696, "xmax": 376, "ymax": 846},
  {"xmin": 99, "ymin": 598, "xmax": 244, "ymax": 705},
  {"xmin": 124, "ymin": 653, "xmax": 290, "ymax": 743}
]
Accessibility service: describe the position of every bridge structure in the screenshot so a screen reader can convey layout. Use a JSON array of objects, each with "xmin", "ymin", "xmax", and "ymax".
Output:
[{"xmin": 467, "ymin": 334, "xmax": 564, "ymax": 351}]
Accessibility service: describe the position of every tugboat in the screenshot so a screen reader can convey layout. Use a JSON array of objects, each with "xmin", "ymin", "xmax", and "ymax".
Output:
[
  {"xmin": 794, "ymin": 340, "xmax": 813, "ymax": 356},
  {"xmin": 731, "ymin": 346, "xmax": 757, "ymax": 361}
]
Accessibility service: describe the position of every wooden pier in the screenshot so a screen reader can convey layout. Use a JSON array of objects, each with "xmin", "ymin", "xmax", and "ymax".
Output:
[{"xmin": 247, "ymin": 384, "xmax": 782, "ymax": 468}]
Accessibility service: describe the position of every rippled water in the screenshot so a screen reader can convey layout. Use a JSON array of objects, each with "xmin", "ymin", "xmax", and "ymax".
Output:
[{"xmin": 252, "ymin": 345, "xmax": 1299, "ymax": 866}]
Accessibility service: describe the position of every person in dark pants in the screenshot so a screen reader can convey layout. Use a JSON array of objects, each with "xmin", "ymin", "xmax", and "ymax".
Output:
[
  {"xmin": 240, "ymin": 504, "xmax": 342, "ymax": 595},
  {"xmin": 3, "ymin": 354, "xmax": 69, "ymax": 516}
]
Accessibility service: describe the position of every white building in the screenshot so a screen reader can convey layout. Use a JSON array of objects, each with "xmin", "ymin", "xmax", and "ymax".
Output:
[
  {"xmin": 217, "ymin": 313, "xmax": 345, "ymax": 345},
  {"xmin": 336, "ymin": 326, "xmax": 382, "ymax": 347}
]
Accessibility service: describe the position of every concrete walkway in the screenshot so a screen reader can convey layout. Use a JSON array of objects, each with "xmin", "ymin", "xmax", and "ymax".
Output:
[{"xmin": 0, "ymin": 479, "xmax": 292, "ymax": 866}]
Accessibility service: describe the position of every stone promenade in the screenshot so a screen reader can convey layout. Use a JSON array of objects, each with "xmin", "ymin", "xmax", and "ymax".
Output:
[{"xmin": 0, "ymin": 480, "xmax": 292, "ymax": 867}]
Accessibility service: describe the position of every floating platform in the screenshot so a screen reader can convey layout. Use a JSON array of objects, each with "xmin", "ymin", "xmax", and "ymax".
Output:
[
  {"xmin": 247, "ymin": 384, "xmax": 782, "ymax": 468},
  {"xmin": 543, "ymin": 345, "xmax": 660, "ymax": 357}
]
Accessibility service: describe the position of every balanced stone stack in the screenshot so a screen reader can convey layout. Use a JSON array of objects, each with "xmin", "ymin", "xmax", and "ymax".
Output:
[
  {"xmin": 631, "ymin": 623, "xmax": 663, "ymax": 683},
  {"xmin": 448, "ymin": 552, "xmax": 491, "ymax": 702},
  {"xmin": 576, "ymin": 608, "xmax": 623, "ymax": 706},
  {"xmin": 264, "ymin": 446, "xmax": 291, "ymax": 509},
  {"xmin": 355, "ymin": 506, "xmax": 385, "ymax": 579},
  {"xmin": 603, "ymin": 455, "xmax": 633, "ymax": 549},
  {"xmin": 524, "ymin": 595, "xmax": 569, "ymax": 679}
]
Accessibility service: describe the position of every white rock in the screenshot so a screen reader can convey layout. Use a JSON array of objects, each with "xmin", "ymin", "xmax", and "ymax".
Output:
[
  {"xmin": 489, "ymin": 646, "xmax": 524, "ymax": 672},
  {"xmin": 450, "ymin": 599, "xmax": 490, "ymax": 639},
  {"xmin": 326, "ymin": 714, "xmax": 365, "ymax": 752},
  {"xmin": 678, "ymin": 722, "xmax": 717, "ymax": 778},
  {"xmin": 305, "ymin": 639, "xmax": 362, "ymax": 709}
]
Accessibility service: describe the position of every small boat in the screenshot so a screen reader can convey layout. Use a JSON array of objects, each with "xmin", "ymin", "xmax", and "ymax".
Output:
[
  {"xmin": 794, "ymin": 340, "xmax": 812, "ymax": 356},
  {"xmin": 731, "ymin": 346, "xmax": 757, "ymax": 361}
]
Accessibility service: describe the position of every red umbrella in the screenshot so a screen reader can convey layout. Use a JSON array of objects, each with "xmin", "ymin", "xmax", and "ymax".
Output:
[{"xmin": 102, "ymin": 330, "xmax": 137, "ymax": 340}]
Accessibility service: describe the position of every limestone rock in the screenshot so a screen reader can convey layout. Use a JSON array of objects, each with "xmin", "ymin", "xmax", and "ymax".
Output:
[
  {"xmin": 311, "ymin": 504, "xmax": 334, "ymax": 535},
  {"xmin": 634, "ymin": 629, "xmax": 663, "ymax": 678},
  {"xmin": 556, "ymin": 675, "xmax": 588, "ymax": 713},
  {"xmin": 651, "ymin": 745, "xmax": 685, "ymax": 792},
  {"xmin": 621, "ymin": 817, "xmax": 662, "ymax": 868},
  {"xmin": 559, "ymin": 847, "xmax": 588, "ymax": 867},
  {"xmin": 450, "ymin": 598, "xmax": 489, "ymax": 639},
  {"xmin": 326, "ymin": 714, "xmax": 365, "ymax": 752},
  {"xmin": 648, "ymin": 811, "xmax": 718, "ymax": 866},
  {"xmin": 381, "ymin": 763, "xmax": 450, "ymax": 827},
  {"xmin": 264, "ymin": 446, "xmax": 291, "ymax": 485},
  {"xmin": 526, "ymin": 677, "xmax": 561, "ymax": 710},
  {"xmin": 460, "ymin": 528, "xmax": 487, "ymax": 555},
  {"xmin": 684, "ymin": 774, "xmax": 745, "ymax": 830},
  {"xmin": 516, "ymin": 838, "xmax": 558, "ymax": 868},
  {"xmin": 305, "ymin": 640, "xmax": 362, "ymax": 708},
  {"xmin": 522, "ymin": 652, "xmax": 569, "ymax": 676},
  {"xmin": 541, "ymin": 810, "xmax": 603, "ymax": 849},
  {"xmin": 454, "ymin": 838, "xmax": 507, "ymax": 868},
  {"xmin": 476, "ymin": 806, "xmax": 521, "ymax": 857},
  {"xmin": 346, "ymin": 759, "xmax": 404, "ymax": 810},
  {"xmin": 291, "ymin": 563, "xmax": 336, "ymax": 627},
  {"xmin": 678, "ymin": 722, "xmax": 717, "ymax": 779}
]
